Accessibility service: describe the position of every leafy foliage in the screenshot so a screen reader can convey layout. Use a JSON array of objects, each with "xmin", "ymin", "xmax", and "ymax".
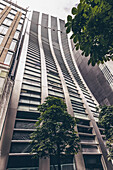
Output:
[
  {"xmin": 65, "ymin": 0, "xmax": 113, "ymax": 66},
  {"xmin": 30, "ymin": 96, "xmax": 80, "ymax": 169},
  {"xmin": 99, "ymin": 105, "xmax": 113, "ymax": 160}
]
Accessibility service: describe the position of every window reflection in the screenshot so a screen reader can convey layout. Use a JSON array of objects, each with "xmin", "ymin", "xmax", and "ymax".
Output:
[
  {"xmin": 3, "ymin": 18, "xmax": 12, "ymax": 26},
  {"xmin": 0, "ymin": 3, "xmax": 5, "ymax": 9},
  {"xmin": 19, "ymin": 18, "xmax": 24, "ymax": 24},
  {"xmin": 10, "ymin": 9, "xmax": 17, "ymax": 15},
  {"xmin": 7, "ymin": 13, "xmax": 15, "ymax": 20},
  {"xmin": 9, "ymin": 40, "xmax": 17, "ymax": 51},
  {"xmin": 0, "ymin": 25, "xmax": 8, "ymax": 34},
  {"xmin": 17, "ymin": 23, "xmax": 22, "ymax": 31},
  {"xmin": 14, "ymin": 31, "xmax": 20, "ymax": 39},
  {"xmin": 4, "ymin": 52, "xmax": 13, "ymax": 65}
]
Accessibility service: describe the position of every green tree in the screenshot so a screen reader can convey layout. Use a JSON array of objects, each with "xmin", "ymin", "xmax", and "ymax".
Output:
[
  {"xmin": 30, "ymin": 96, "xmax": 80, "ymax": 170},
  {"xmin": 99, "ymin": 105, "xmax": 113, "ymax": 160},
  {"xmin": 65, "ymin": 0, "xmax": 113, "ymax": 66}
]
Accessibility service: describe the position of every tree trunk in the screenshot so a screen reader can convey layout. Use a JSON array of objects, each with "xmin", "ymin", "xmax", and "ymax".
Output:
[{"xmin": 57, "ymin": 144, "xmax": 61, "ymax": 170}]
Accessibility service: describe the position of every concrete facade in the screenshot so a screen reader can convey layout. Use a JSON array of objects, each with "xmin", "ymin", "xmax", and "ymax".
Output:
[{"xmin": 73, "ymin": 49, "xmax": 113, "ymax": 106}]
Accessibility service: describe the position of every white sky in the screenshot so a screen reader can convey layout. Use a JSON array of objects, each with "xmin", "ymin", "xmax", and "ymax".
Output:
[{"xmin": 13, "ymin": 0, "xmax": 80, "ymax": 20}]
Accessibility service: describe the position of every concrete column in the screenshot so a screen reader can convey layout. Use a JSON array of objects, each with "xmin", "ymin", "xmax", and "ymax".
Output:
[
  {"xmin": 38, "ymin": 13, "xmax": 49, "ymax": 170},
  {"xmin": 0, "ymin": 6, "xmax": 11, "ymax": 25}
]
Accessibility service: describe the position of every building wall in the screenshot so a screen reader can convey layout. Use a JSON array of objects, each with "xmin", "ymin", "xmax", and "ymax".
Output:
[
  {"xmin": 0, "ymin": 1, "xmax": 27, "ymax": 169},
  {"xmin": 73, "ymin": 49, "xmax": 113, "ymax": 106},
  {"xmin": 0, "ymin": 0, "xmax": 27, "ymax": 138}
]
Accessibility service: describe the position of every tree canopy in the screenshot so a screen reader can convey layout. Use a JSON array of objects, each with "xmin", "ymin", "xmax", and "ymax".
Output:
[
  {"xmin": 30, "ymin": 96, "xmax": 80, "ymax": 170},
  {"xmin": 99, "ymin": 105, "xmax": 113, "ymax": 160},
  {"xmin": 65, "ymin": 0, "xmax": 113, "ymax": 66}
]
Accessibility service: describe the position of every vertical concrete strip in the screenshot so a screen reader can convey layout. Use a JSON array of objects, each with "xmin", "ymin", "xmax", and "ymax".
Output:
[
  {"xmin": 0, "ymin": 12, "xmax": 31, "ymax": 170},
  {"xmin": 38, "ymin": 13, "xmax": 48, "ymax": 103},
  {"xmin": 0, "ymin": 6, "xmax": 8, "ymax": 19},
  {"xmin": 38, "ymin": 13, "xmax": 49, "ymax": 170},
  {"xmin": 57, "ymin": 18, "xmax": 86, "ymax": 170},
  {"xmin": 0, "ymin": 12, "xmax": 22, "ymax": 63},
  {"xmin": 48, "ymin": 16, "xmax": 73, "ymax": 115}
]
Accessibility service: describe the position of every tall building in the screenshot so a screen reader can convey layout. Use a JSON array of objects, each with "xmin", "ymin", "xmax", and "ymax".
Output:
[
  {"xmin": 73, "ymin": 48, "xmax": 113, "ymax": 106},
  {"xmin": 0, "ymin": 3, "xmax": 113, "ymax": 170},
  {"xmin": 0, "ymin": 0, "xmax": 27, "ymax": 138}
]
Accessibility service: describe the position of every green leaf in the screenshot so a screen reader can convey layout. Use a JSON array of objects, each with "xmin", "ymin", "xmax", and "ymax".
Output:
[
  {"xmin": 66, "ymin": 27, "xmax": 71, "ymax": 34},
  {"xmin": 85, "ymin": 52, "xmax": 89, "ymax": 57},
  {"xmin": 88, "ymin": 59, "xmax": 91, "ymax": 65},
  {"xmin": 76, "ymin": 43, "xmax": 79, "ymax": 50},
  {"xmin": 81, "ymin": 51, "xmax": 84, "ymax": 55},
  {"xmin": 67, "ymin": 15, "xmax": 72, "ymax": 22},
  {"xmin": 66, "ymin": 0, "xmax": 113, "ymax": 65},
  {"xmin": 94, "ymin": 0, "xmax": 98, "ymax": 4},
  {"xmin": 30, "ymin": 96, "xmax": 80, "ymax": 159},
  {"xmin": 92, "ymin": 60, "xmax": 95, "ymax": 66},
  {"xmin": 72, "ymin": 7, "xmax": 77, "ymax": 15},
  {"xmin": 73, "ymin": 35, "xmax": 78, "ymax": 43},
  {"xmin": 65, "ymin": 22, "xmax": 70, "ymax": 27},
  {"xmin": 70, "ymin": 34, "xmax": 75, "ymax": 39}
]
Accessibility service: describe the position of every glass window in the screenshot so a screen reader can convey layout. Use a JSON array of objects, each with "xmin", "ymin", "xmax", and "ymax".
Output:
[
  {"xmin": 9, "ymin": 40, "xmax": 17, "ymax": 51},
  {"xmin": 14, "ymin": 31, "xmax": 20, "ymax": 39},
  {"xmin": 10, "ymin": 9, "xmax": 17, "ymax": 15},
  {"xmin": 4, "ymin": 52, "xmax": 13, "ymax": 65},
  {"xmin": 7, "ymin": 13, "xmax": 15, "ymax": 20},
  {"xmin": 0, "ymin": 25, "xmax": 8, "ymax": 34},
  {"xmin": 21, "ymin": 14, "xmax": 25, "ymax": 19},
  {"xmin": 0, "ymin": 1, "xmax": 8, "ymax": 6},
  {"xmin": 19, "ymin": 18, "xmax": 24, "ymax": 24},
  {"xmin": 0, "ymin": 35, "xmax": 4, "ymax": 44},
  {"xmin": 17, "ymin": 23, "xmax": 22, "ymax": 30},
  {"xmin": 0, "ymin": 3, "xmax": 5, "ymax": 9},
  {"xmin": 3, "ymin": 18, "xmax": 12, "ymax": 26}
]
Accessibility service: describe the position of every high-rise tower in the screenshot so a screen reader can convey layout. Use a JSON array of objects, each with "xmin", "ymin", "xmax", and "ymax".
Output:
[
  {"xmin": 73, "ymin": 47, "xmax": 113, "ymax": 106},
  {"xmin": 0, "ymin": 5, "xmax": 113, "ymax": 170}
]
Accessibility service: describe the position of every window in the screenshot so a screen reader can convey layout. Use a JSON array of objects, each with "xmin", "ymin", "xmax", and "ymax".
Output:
[
  {"xmin": 4, "ymin": 52, "xmax": 13, "ymax": 65},
  {"xmin": 0, "ymin": 35, "xmax": 4, "ymax": 44},
  {"xmin": 19, "ymin": 18, "xmax": 24, "ymax": 24},
  {"xmin": 7, "ymin": 13, "xmax": 15, "ymax": 20},
  {"xmin": 10, "ymin": 9, "xmax": 17, "ymax": 15},
  {"xmin": 9, "ymin": 40, "xmax": 17, "ymax": 51},
  {"xmin": 14, "ymin": 31, "xmax": 20, "ymax": 39},
  {"xmin": 0, "ymin": 3, "xmax": 5, "ymax": 9},
  {"xmin": 0, "ymin": 25, "xmax": 8, "ymax": 34},
  {"xmin": 3, "ymin": 18, "xmax": 12, "ymax": 26},
  {"xmin": 22, "ymin": 84, "xmax": 41, "ymax": 92},
  {"xmin": 17, "ymin": 23, "xmax": 22, "ymax": 31},
  {"xmin": 21, "ymin": 14, "xmax": 25, "ymax": 19},
  {"xmin": 0, "ymin": 1, "xmax": 8, "ymax": 6}
]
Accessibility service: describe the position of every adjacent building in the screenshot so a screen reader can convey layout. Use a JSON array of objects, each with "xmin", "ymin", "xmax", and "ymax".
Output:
[
  {"xmin": 73, "ymin": 48, "xmax": 113, "ymax": 106},
  {"xmin": 0, "ymin": 0, "xmax": 27, "ymax": 138},
  {"xmin": 0, "ymin": 1, "xmax": 113, "ymax": 170}
]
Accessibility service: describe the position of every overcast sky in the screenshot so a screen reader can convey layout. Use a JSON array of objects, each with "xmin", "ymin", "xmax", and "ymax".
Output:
[{"xmin": 13, "ymin": 0, "xmax": 80, "ymax": 20}]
